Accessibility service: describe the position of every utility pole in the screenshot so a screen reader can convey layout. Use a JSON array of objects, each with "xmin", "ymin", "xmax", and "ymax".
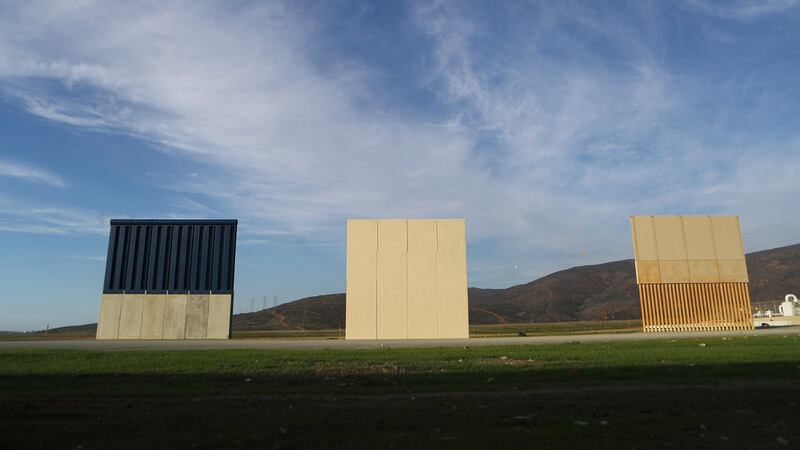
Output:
[{"xmin": 250, "ymin": 297, "xmax": 254, "ymax": 313}]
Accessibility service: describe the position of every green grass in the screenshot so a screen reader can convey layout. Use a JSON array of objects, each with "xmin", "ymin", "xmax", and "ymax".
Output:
[
  {"xmin": 470, "ymin": 319, "xmax": 641, "ymax": 337},
  {"xmin": 1, "ymin": 335, "xmax": 799, "ymax": 449}
]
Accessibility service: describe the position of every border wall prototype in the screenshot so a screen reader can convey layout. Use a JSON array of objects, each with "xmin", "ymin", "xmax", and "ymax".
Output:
[
  {"xmin": 346, "ymin": 219, "xmax": 469, "ymax": 340},
  {"xmin": 630, "ymin": 215, "xmax": 753, "ymax": 332},
  {"xmin": 96, "ymin": 219, "xmax": 237, "ymax": 340}
]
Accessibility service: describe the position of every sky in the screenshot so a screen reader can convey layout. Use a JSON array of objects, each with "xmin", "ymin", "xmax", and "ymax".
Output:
[{"xmin": 1, "ymin": 0, "xmax": 799, "ymax": 330}]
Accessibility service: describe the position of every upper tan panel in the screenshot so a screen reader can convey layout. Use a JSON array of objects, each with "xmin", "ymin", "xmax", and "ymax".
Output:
[
  {"xmin": 436, "ymin": 219, "xmax": 469, "ymax": 339},
  {"xmin": 631, "ymin": 215, "xmax": 748, "ymax": 285},
  {"xmin": 682, "ymin": 216, "xmax": 717, "ymax": 260},
  {"xmin": 653, "ymin": 216, "xmax": 687, "ymax": 260},
  {"xmin": 407, "ymin": 220, "xmax": 438, "ymax": 339},
  {"xmin": 376, "ymin": 220, "xmax": 408, "ymax": 339},
  {"xmin": 631, "ymin": 216, "xmax": 659, "ymax": 260},
  {"xmin": 711, "ymin": 216, "xmax": 745, "ymax": 260},
  {"xmin": 345, "ymin": 220, "xmax": 378, "ymax": 340}
]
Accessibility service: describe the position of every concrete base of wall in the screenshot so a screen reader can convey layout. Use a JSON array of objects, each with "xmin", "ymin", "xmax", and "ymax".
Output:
[{"xmin": 96, "ymin": 293, "xmax": 232, "ymax": 340}]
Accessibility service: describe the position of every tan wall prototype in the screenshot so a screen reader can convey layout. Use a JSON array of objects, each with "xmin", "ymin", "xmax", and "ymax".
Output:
[
  {"xmin": 346, "ymin": 219, "xmax": 468, "ymax": 340},
  {"xmin": 96, "ymin": 293, "xmax": 232, "ymax": 340},
  {"xmin": 630, "ymin": 215, "xmax": 753, "ymax": 332}
]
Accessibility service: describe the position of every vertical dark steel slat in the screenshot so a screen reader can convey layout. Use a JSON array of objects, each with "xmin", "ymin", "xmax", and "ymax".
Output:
[
  {"xmin": 103, "ymin": 225, "xmax": 118, "ymax": 292},
  {"xmin": 164, "ymin": 225, "xmax": 178, "ymax": 291},
  {"xmin": 177, "ymin": 226, "xmax": 188, "ymax": 291},
  {"xmin": 228, "ymin": 224, "xmax": 237, "ymax": 293},
  {"xmin": 157, "ymin": 225, "xmax": 168, "ymax": 290},
  {"xmin": 170, "ymin": 226, "xmax": 181, "ymax": 291},
  {"xmin": 205, "ymin": 226, "xmax": 215, "ymax": 291},
  {"xmin": 198, "ymin": 225, "xmax": 209, "ymax": 291},
  {"xmin": 116, "ymin": 225, "xmax": 130, "ymax": 291},
  {"xmin": 153, "ymin": 226, "xmax": 163, "ymax": 291},
  {"xmin": 188, "ymin": 225, "xmax": 200, "ymax": 290},
  {"xmin": 146, "ymin": 226, "xmax": 158, "ymax": 291},
  {"xmin": 139, "ymin": 226, "xmax": 151, "ymax": 291},
  {"xmin": 210, "ymin": 225, "xmax": 221, "ymax": 291},
  {"xmin": 124, "ymin": 226, "xmax": 139, "ymax": 291},
  {"xmin": 219, "ymin": 225, "xmax": 230, "ymax": 291}
]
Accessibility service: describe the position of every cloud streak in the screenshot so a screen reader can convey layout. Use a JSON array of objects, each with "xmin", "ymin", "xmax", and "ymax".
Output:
[{"xmin": 0, "ymin": 158, "xmax": 67, "ymax": 188}]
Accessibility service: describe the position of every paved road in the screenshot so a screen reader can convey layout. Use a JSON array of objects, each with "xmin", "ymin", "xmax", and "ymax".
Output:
[{"xmin": 1, "ymin": 326, "xmax": 797, "ymax": 351}]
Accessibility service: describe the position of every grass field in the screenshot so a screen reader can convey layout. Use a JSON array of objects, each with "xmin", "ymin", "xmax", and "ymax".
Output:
[
  {"xmin": 1, "ymin": 320, "xmax": 642, "ymax": 340},
  {"xmin": 1, "ymin": 334, "xmax": 799, "ymax": 449}
]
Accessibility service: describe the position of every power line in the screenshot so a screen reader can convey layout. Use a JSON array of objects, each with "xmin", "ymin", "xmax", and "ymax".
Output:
[
  {"xmin": 746, "ymin": 237, "xmax": 800, "ymax": 254},
  {"xmin": 742, "ymin": 219, "xmax": 800, "ymax": 237}
]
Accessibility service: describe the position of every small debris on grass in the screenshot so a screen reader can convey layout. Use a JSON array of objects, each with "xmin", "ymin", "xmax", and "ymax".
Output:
[
  {"xmin": 486, "ymin": 377, "xmax": 496, "ymax": 383},
  {"xmin": 777, "ymin": 436, "xmax": 789, "ymax": 446},
  {"xmin": 599, "ymin": 420, "xmax": 608, "ymax": 426},
  {"xmin": 500, "ymin": 356, "xmax": 508, "ymax": 360},
  {"xmin": 574, "ymin": 420, "xmax": 589, "ymax": 426},
  {"xmin": 244, "ymin": 378, "xmax": 252, "ymax": 382},
  {"xmin": 511, "ymin": 414, "xmax": 536, "ymax": 425},
  {"xmin": 698, "ymin": 343, "xmax": 706, "ymax": 347},
  {"xmin": 279, "ymin": 427, "xmax": 287, "ymax": 435},
  {"xmin": 699, "ymin": 424, "xmax": 708, "ymax": 431}
]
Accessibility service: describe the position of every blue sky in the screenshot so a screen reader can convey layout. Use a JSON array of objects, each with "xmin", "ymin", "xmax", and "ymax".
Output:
[{"xmin": 1, "ymin": 0, "xmax": 800, "ymax": 330}]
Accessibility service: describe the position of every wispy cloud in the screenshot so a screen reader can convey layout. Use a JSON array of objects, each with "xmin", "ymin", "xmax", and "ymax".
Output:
[
  {"xmin": 0, "ymin": 204, "xmax": 109, "ymax": 235},
  {"xmin": 0, "ymin": 158, "xmax": 67, "ymax": 188},
  {"xmin": 683, "ymin": 0, "xmax": 800, "ymax": 20},
  {"xmin": 48, "ymin": 254, "xmax": 107, "ymax": 262}
]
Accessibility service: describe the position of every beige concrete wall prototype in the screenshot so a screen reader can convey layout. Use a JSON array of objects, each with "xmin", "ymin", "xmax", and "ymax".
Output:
[
  {"xmin": 345, "ymin": 218, "xmax": 468, "ymax": 340},
  {"xmin": 118, "ymin": 294, "xmax": 145, "ymax": 339},
  {"xmin": 376, "ymin": 220, "xmax": 408, "ymax": 339},
  {"xmin": 207, "ymin": 294, "xmax": 232, "ymax": 339},
  {"xmin": 140, "ymin": 294, "xmax": 166, "ymax": 339},
  {"xmin": 162, "ymin": 294, "xmax": 188, "ymax": 340},
  {"xmin": 185, "ymin": 294, "xmax": 210, "ymax": 339},
  {"xmin": 96, "ymin": 294, "xmax": 123, "ymax": 339},
  {"xmin": 346, "ymin": 220, "xmax": 378, "ymax": 339},
  {"xmin": 436, "ymin": 220, "xmax": 469, "ymax": 339}
]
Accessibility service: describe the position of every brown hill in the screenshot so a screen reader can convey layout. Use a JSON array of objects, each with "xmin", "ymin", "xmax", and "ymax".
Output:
[{"xmin": 233, "ymin": 243, "xmax": 800, "ymax": 330}]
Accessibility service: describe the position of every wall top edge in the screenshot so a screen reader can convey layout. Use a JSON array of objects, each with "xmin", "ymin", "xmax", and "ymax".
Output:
[
  {"xmin": 103, "ymin": 290, "xmax": 233, "ymax": 295},
  {"xmin": 629, "ymin": 215, "xmax": 739, "ymax": 219},
  {"xmin": 347, "ymin": 218, "xmax": 465, "ymax": 222},
  {"xmin": 109, "ymin": 219, "xmax": 238, "ymax": 226}
]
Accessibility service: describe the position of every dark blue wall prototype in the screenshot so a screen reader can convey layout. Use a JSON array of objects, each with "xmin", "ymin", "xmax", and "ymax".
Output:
[{"xmin": 103, "ymin": 219, "xmax": 237, "ymax": 294}]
